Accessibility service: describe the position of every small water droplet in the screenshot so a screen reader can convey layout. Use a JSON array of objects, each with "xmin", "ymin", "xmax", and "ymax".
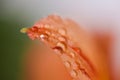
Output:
[
  {"xmin": 78, "ymin": 69, "xmax": 91, "ymax": 80},
  {"xmin": 31, "ymin": 26, "xmax": 38, "ymax": 32},
  {"xmin": 72, "ymin": 61, "xmax": 79, "ymax": 70},
  {"xmin": 51, "ymin": 33, "xmax": 56, "ymax": 37},
  {"xmin": 64, "ymin": 61, "xmax": 71, "ymax": 68},
  {"xmin": 44, "ymin": 24, "xmax": 50, "ymax": 28},
  {"xmin": 73, "ymin": 47, "xmax": 81, "ymax": 54},
  {"xmin": 53, "ymin": 46, "xmax": 63, "ymax": 55},
  {"xmin": 39, "ymin": 34, "xmax": 48, "ymax": 41},
  {"xmin": 75, "ymin": 61, "xmax": 81, "ymax": 69},
  {"xmin": 61, "ymin": 54, "xmax": 71, "ymax": 62},
  {"xmin": 70, "ymin": 70, "xmax": 78, "ymax": 77},
  {"xmin": 56, "ymin": 42, "xmax": 66, "ymax": 51},
  {"xmin": 58, "ymin": 36, "xmax": 66, "ymax": 42},
  {"xmin": 48, "ymin": 37, "xmax": 58, "ymax": 44},
  {"xmin": 45, "ymin": 30, "xmax": 51, "ymax": 35},
  {"xmin": 80, "ymin": 68, "xmax": 88, "ymax": 76},
  {"xmin": 58, "ymin": 28, "xmax": 66, "ymax": 36},
  {"xmin": 69, "ymin": 52, "xmax": 75, "ymax": 58}
]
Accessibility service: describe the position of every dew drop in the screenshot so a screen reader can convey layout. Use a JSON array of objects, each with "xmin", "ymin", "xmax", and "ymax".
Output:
[
  {"xmin": 39, "ymin": 24, "xmax": 44, "ymax": 28},
  {"xmin": 58, "ymin": 28, "xmax": 66, "ymax": 36},
  {"xmin": 72, "ymin": 61, "xmax": 79, "ymax": 70},
  {"xmin": 61, "ymin": 54, "xmax": 71, "ymax": 62},
  {"xmin": 78, "ymin": 69, "xmax": 91, "ymax": 80},
  {"xmin": 39, "ymin": 34, "xmax": 48, "ymax": 41},
  {"xmin": 51, "ymin": 33, "xmax": 56, "ymax": 37},
  {"xmin": 75, "ymin": 61, "xmax": 81, "ymax": 69},
  {"xmin": 45, "ymin": 30, "xmax": 51, "ymax": 35},
  {"xmin": 56, "ymin": 42, "xmax": 66, "ymax": 51},
  {"xmin": 80, "ymin": 68, "xmax": 88, "ymax": 77},
  {"xmin": 70, "ymin": 70, "xmax": 78, "ymax": 77},
  {"xmin": 58, "ymin": 36, "xmax": 66, "ymax": 42},
  {"xmin": 48, "ymin": 37, "xmax": 58, "ymax": 44},
  {"xmin": 53, "ymin": 46, "xmax": 63, "ymax": 55},
  {"xmin": 69, "ymin": 52, "xmax": 75, "ymax": 58},
  {"xmin": 44, "ymin": 24, "xmax": 50, "ymax": 28},
  {"xmin": 73, "ymin": 47, "xmax": 81, "ymax": 54},
  {"xmin": 64, "ymin": 61, "xmax": 71, "ymax": 68}
]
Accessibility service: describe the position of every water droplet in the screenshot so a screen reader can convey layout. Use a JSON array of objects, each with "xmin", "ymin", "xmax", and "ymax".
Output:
[
  {"xmin": 61, "ymin": 54, "xmax": 71, "ymax": 62},
  {"xmin": 56, "ymin": 42, "xmax": 66, "ymax": 51},
  {"xmin": 72, "ymin": 61, "xmax": 79, "ymax": 70},
  {"xmin": 75, "ymin": 61, "xmax": 81, "ymax": 69},
  {"xmin": 73, "ymin": 47, "xmax": 81, "ymax": 54},
  {"xmin": 80, "ymin": 68, "xmax": 88, "ymax": 76},
  {"xmin": 69, "ymin": 52, "xmax": 75, "ymax": 58},
  {"xmin": 48, "ymin": 37, "xmax": 58, "ymax": 44},
  {"xmin": 39, "ymin": 34, "xmax": 48, "ymax": 41},
  {"xmin": 44, "ymin": 24, "xmax": 50, "ymax": 28},
  {"xmin": 64, "ymin": 61, "xmax": 71, "ymax": 68},
  {"xmin": 70, "ymin": 70, "xmax": 78, "ymax": 77},
  {"xmin": 53, "ymin": 46, "xmax": 63, "ymax": 55},
  {"xmin": 31, "ymin": 26, "xmax": 38, "ymax": 32},
  {"xmin": 51, "ymin": 33, "xmax": 56, "ymax": 37},
  {"xmin": 58, "ymin": 28, "xmax": 66, "ymax": 36},
  {"xmin": 78, "ymin": 69, "xmax": 91, "ymax": 80},
  {"xmin": 45, "ymin": 30, "xmax": 51, "ymax": 35},
  {"xmin": 58, "ymin": 36, "xmax": 66, "ymax": 42}
]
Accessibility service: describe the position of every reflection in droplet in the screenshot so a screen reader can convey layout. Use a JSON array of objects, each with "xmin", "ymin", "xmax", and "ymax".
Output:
[{"xmin": 39, "ymin": 34, "xmax": 48, "ymax": 41}]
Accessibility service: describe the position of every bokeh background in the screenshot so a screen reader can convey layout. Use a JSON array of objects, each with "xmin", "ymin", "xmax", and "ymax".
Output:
[
  {"xmin": 0, "ymin": 0, "xmax": 34, "ymax": 80},
  {"xmin": 0, "ymin": 0, "xmax": 120, "ymax": 80}
]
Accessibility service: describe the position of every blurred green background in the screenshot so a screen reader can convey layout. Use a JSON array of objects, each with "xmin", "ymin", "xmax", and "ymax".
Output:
[
  {"xmin": 0, "ymin": 0, "xmax": 49, "ymax": 80},
  {"xmin": 0, "ymin": 1, "xmax": 33, "ymax": 80}
]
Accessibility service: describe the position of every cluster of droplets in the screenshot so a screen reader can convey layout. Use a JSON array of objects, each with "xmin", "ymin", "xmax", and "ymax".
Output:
[{"xmin": 27, "ymin": 24, "xmax": 94, "ymax": 80}]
